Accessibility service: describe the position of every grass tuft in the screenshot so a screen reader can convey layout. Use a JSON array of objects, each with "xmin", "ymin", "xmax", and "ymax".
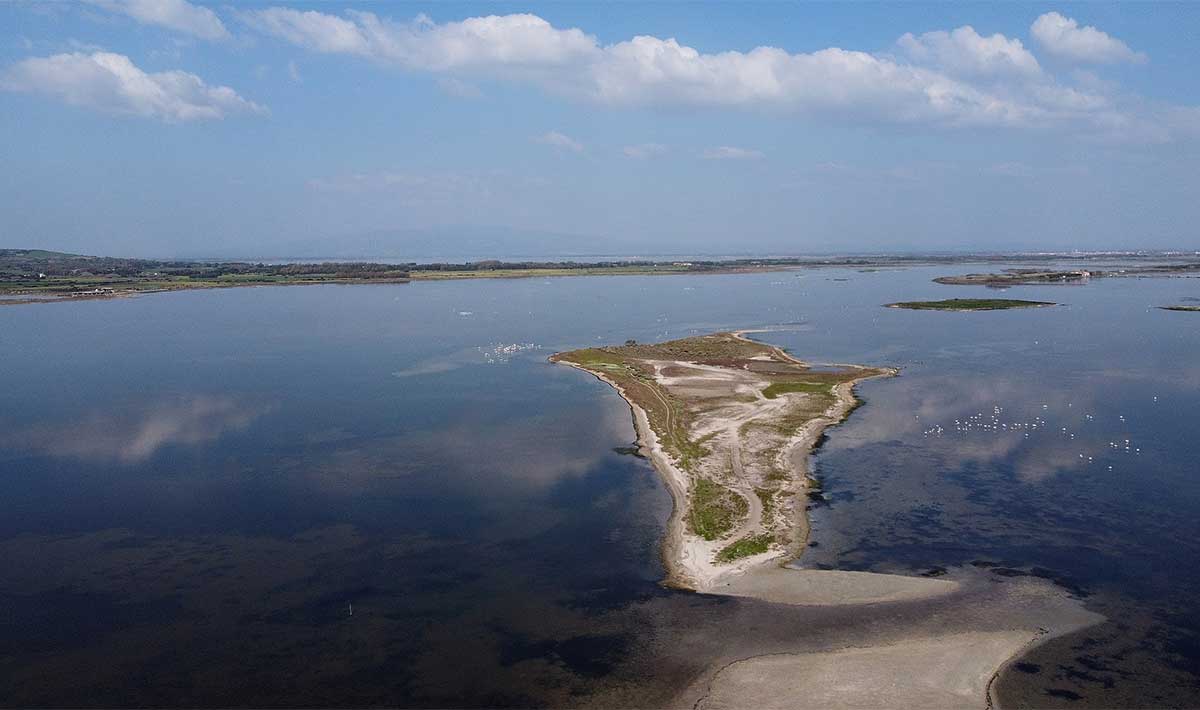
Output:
[
  {"xmin": 716, "ymin": 533, "xmax": 774, "ymax": 562},
  {"xmin": 688, "ymin": 478, "xmax": 748, "ymax": 541}
]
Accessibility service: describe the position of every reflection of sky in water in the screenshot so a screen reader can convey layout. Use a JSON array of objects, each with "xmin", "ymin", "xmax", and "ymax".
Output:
[
  {"xmin": 1, "ymin": 395, "xmax": 270, "ymax": 463},
  {"xmin": 783, "ymin": 276, "xmax": 1200, "ymax": 704},
  {"xmin": 1, "ymin": 266, "xmax": 1199, "ymax": 704}
]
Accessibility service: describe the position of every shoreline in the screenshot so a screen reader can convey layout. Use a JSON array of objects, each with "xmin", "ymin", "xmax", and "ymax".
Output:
[
  {"xmin": 555, "ymin": 359, "xmax": 696, "ymax": 588},
  {"xmin": 6, "ymin": 252, "xmax": 1198, "ymax": 307},
  {"xmin": 0, "ymin": 266, "xmax": 795, "ymax": 307},
  {"xmin": 0, "ymin": 278, "xmax": 417, "ymax": 307},
  {"xmin": 559, "ymin": 331, "xmax": 897, "ymax": 592},
  {"xmin": 554, "ymin": 331, "xmax": 1104, "ymax": 708}
]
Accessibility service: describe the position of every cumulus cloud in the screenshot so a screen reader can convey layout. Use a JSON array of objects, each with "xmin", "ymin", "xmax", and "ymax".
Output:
[
  {"xmin": 702, "ymin": 146, "xmax": 763, "ymax": 160},
  {"xmin": 1, "ymin": 51, "xmax": 265, "ymax": 121},
  {"xmin": 83, "ymin": 0, "xmax": 230, "ymax": 41},
  {"xmin": 897, "ymin": 25, "xmax": 1041, "ymax": 77},
  {"xmin": 534, "ymin": 130, "xmax": 583, "ymax": 152},
  {"xmin": 237, "ymin": 8, "xmax": 1191, "ymax": 139},
  {"xmin": 239, "ymin": 9, "xmax": 597, "ymax": 69},
  {"xmin": 239, "ymin": 8, "xmax": 1040, "ymax": 126},
  {"xmin": 1031, "ymin": 12, "xmax": 1146, "ymax": 64},
  {"xmin": 622, "ymin": 142, "xmax": 666, "ymax": 159}
]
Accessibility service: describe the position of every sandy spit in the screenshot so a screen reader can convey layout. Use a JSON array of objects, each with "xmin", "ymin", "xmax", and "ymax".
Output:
[{"xmin": 555, "ymin": 332, "xmax": 1104, "ymax": 709}]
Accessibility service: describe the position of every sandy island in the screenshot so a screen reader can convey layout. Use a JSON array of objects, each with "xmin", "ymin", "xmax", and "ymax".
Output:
[{"xmin": 552, "ymin": 331, "xmax": 1101, "ymax": 709}]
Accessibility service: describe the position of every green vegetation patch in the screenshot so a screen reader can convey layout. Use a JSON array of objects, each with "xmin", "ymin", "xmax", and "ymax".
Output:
[
  {"xmin": 886, "ymin": 298, "xmax": 1056, "ymax": 311},
  {"xmin": 771, "ymin": 396, "xmax": 838, "ymax": 431},
  {"xmin": 762, "ymin": 381, "xmax": 833, "ymax": 399},
  {"xmin": 613, "ymin": 333, "xmax": 772, "ymax": 363},
  {"xmin": 688, "ymin": 478, "xmax": 748, "ymax": 541},
  {"xmin": 1160, "ymin": 305, "xmax": 1200, "ymax": 312},
  {"xmin": 674, "ymin": 426, "xmax": 711, "ymax": 471},
  {"xmin": 715, "ymin": 533, "xmax": 775, "ymax": 563},
  {"xmin": 561, "ymin": 348, "xmax": 629, "ymax": 371}
]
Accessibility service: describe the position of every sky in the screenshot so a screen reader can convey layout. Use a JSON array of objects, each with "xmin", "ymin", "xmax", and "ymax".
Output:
[{"xmin": 1, "ymin": 1, "xmax": 1198, "ymax": 259}]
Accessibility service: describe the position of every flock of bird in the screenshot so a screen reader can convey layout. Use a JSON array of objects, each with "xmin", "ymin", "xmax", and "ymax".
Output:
[
  {"xmin": 921, "ymin": 400, "xmax": 1151, "ymax": 472},
  {"xmin": 480, "ymin": 342, "xmax": 541, "ymax": 364}
]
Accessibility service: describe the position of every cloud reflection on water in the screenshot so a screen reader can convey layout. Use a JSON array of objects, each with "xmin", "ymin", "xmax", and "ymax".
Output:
[
  {"xmin": 835, "ymin": 373, "xmax": 1111, "ymax": 484},
  {"xmin": 2, "ymin": 395, "xmax": 270, "ymax": 463},
  {"xmin": 283, "ymin": 392, "xmax": 635, "ymax": 499}
]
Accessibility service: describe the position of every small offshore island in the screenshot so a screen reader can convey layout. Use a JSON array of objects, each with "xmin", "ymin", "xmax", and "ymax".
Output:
[
  {"xmin": 552, "ymin": 331, "xmax": 893, "ymax": 589},
  {"xmin": 886, "ymin": 298, "xmax": 1057, "ymax": 311}
]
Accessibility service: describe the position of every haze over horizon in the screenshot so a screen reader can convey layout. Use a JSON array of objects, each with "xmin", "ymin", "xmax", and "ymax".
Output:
[{"xmin": 2, "ymin": 1, "xmax": 1198, "ymax": 258}]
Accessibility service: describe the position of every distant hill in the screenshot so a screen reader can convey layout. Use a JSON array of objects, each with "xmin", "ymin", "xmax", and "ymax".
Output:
[
  {"xmin": 0, "ymin": 249, "xmax": 89, "ymax": 260},
  {"xmin": 190, "ymin": 226, "xmax": 643, "ymax": 262}
]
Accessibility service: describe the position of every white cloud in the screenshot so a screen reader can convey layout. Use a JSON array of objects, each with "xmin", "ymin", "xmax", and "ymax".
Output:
[
  {"xmin": 83, "ymin": 0, "xmax": 230, "ymax": 41},
  {"xmin": 237, "ymin": 9, "xmax": 1052, "ymax": 128},
  {"xmin": 239, "ymin": 9, "xmax": 597, "ymax": 69},
  {"xmin": 1031, "ymin": 12, "xmax": 1146, "ymax": 64},
  {"xmin": 702, "ymin": 146, "xmax": 763, "ymax": 160},
  {"xmin": 897, "ymin": 25, "xmax": 1041, "ymax": 77},
  {"xmin": 242, "ymin": 9, "xmax": 1037, "ymax": 127},
  {"xmin": 238, "ymin": 8, "xmax": 1191, "ymax": 140},
  {"xmin": 585, "ymin": 38, "xmax": 1045, "ymax": 129},
  {"xmin": 287, "ymin": 59, "xmax": 302, "ymax": 83},
  {"xmin": 1069, "ymin": 68, "xmax": 1119, "ymax": 94},
  {"xmin": 622, "ymin": 143, "xmax": 666, "ymax": 159},
  {"xmin": 534, "ymin": 130, "xmax": 583, "ymax": 152},
  {"xmin": 1, "ymin": 51, "xmax": 265, "ymax": 122},
  {"xmin": 238, "ymin": 7, "xmax": 374, "ymax": 55}
]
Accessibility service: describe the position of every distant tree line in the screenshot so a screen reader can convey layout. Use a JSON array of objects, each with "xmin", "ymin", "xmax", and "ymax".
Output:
[
  {"xmin": 0, "ymin": 251, "xmax": 410, "ymax": 280},
  {"xmin": 12, "ymin": 248, "xmax": 1185, "ymax": 284}
]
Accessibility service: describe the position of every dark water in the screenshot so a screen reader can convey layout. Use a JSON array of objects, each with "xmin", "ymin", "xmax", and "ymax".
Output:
[{"xmin": 1, "ymin": 267, "xmax": 1198, "ymax": 706}]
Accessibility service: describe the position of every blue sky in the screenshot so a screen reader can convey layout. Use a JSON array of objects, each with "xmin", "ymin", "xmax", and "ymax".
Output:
[{"xmin": 1, "ymin": 1, "xmax": 1198, "ymax": 258}]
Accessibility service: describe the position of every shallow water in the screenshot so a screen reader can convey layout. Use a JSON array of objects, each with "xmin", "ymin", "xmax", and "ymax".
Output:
[{"xmin": 1, "ymin": 266, "xmax": 1198, "ymax": 706}]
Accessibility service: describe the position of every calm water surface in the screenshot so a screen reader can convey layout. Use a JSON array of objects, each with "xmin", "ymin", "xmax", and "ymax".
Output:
[{"xmin": 1, "ymin": 266, "xmax": 1198, "ymax": 706}]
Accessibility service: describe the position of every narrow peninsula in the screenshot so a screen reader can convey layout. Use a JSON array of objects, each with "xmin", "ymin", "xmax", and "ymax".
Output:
[
  {"xmin": 551, "ymin": 331, "xmax": 893, "ymax": 590},
  {"xmin": 551, "ymin": 331, "xmax": 1102, "ymax": 709}
]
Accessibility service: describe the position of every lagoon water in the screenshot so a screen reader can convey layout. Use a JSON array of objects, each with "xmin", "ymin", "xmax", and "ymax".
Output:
[{"xmin": 1, "ymin": 266, "xmax": 1198, "ymax": 706}]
